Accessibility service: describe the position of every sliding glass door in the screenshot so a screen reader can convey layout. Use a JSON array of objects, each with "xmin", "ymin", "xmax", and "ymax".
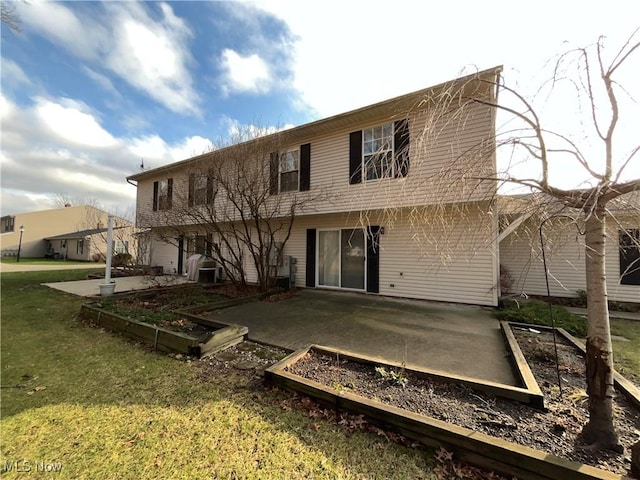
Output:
[{"xmin": 317, "ymin": 229, "xmax": 365, "ymax": 290}]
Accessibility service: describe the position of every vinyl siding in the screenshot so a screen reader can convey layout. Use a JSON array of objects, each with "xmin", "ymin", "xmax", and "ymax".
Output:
[
  {"xmin": 147, "ymin": 204, "xmax": 498, "ymax": 305},
  {"xmin": 149, "ymin": 231, "xmax": 179, "ymax": 274},
  {"xmin": 265, "ymin": 206, "xmax": 497, "ymax": 306},
  {"xmin": 499, "ymin": 218, "xmax": 640, "ymax": 303},
  {"xmin": 135, "ymin": 102, "xmax": 496, "ymax": 229}
]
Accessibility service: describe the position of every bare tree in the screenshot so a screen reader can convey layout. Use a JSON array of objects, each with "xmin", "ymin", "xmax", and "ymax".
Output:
[
  {"xmin": 398, "ymin": 32, "xmax": 638, "ymax": 450},
  {"xmin": 354, "ymin": 31, "xmax": 638, "ymax": 452},
  {"xmin": 145, "ymin": 126, "xmax": 322, "ymax": 291},
  {"xmin": 1, "ymin": 1, "xmax": 21, "ymax": 33}
]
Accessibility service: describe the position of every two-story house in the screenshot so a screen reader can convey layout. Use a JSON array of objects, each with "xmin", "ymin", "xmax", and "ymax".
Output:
[{"xmin": 127, "ymin": 68, "xmax": 502, "ymax": 306}]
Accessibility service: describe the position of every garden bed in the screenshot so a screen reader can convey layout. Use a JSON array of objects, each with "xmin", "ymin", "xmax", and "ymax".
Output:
[
  {"xmin": 80, "ymin": 297, "xmax": 248, "ymax": 358},
  {"xmin": 265, "ymin": 331, "xmax": 640, "ymax": 478}
]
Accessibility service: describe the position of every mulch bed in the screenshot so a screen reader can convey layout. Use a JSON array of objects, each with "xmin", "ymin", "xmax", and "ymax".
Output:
[{"xmin": 285, "ymin": 330, "xmax": 640, "ymax": 477}]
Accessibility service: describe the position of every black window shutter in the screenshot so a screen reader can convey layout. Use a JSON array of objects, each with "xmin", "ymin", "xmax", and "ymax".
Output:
[
  {"xmin": 269, "ymin": 152, "xmax": 279, "ymax": 195},
  {"xmin": 152, "ymin": 181, "xmax": 159, "ymax": 211},
  {"xmin": 300, "ymin": 143, "xmax": 311, "ymax": 191},
  {"xmin": 394, "ymin": 119, "xmax": 410, "ymax": 177},
  {"xmin": 620, "ymin": 229, "xmax": 640, "ymax": 285},
  {"xmin": 167, "ymin": 178, "xmax": 173, "ymax": 210},
  {"xmin": 188, "ymin": 173, "xmax": 195, "ymax": 207},
  {"xmin": 349, "ymin": 131, "xmax": 362, "ymax": 184},
  {"xmin": 366, "ymin": 226, "xmax": 381, "ymax": 293},
  {"xmin": 306, "ymin": 229, "xmax": 316, "ymax": 287},
  {"xmin": 206, "ymin": 169, "xmax": 214, "ymax": 204}
]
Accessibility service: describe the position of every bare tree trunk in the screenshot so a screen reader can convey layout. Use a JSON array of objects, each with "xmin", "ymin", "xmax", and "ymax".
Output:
[{"xmin": 580, "ymin": 206, "xmax": 621, "ymax": 451}]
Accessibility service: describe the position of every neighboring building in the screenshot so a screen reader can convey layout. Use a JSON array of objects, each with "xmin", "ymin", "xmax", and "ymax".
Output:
[
  {"xmin": 499, "ymin": 193, "xmax": 640, "ymax": 304},
  {"xmin": 0, "ymin": 205, "xmax": 136, "ymax": 261},
  {"xmin": 128, "ymin": 68, "xmax": 502, "ymax": 306}
]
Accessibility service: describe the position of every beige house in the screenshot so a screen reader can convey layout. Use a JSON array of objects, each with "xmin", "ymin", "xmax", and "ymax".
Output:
[
  {"xmin": 128, "ymin": 69, "xmax": 502, "ymax": 306},
  {"xmin": 1, "ymin": 205, "xmax": 136, "ymax": 261},
  {"xmin": 499, "ymin": 193, "xmax": 640, "ymax": 304}
]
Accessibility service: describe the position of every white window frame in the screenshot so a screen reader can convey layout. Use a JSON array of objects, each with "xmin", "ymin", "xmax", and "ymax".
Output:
[
  {"xmin": 279, "ymin": 149, "xmax": 300, "ymax": 193},
  {"xmin": 77, "ymin": 239, "xmax": 84, "ymax": 255},
  {"xmin": 362, "ymin": 122, "xmax": 395, "ymax": 181}
]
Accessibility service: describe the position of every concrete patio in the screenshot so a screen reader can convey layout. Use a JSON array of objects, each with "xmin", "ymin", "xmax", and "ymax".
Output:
[{"xmin": 205, "ymin": 289, "xmax": 518, "ymax": 386}]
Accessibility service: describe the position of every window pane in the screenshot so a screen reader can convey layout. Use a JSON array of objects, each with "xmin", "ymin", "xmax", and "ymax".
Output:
[
  {"xmin": 341, "ymin": 229, "xmax": 364, "ymax": 289},
  {"xmin": 318, "ymin": 231, "xmax": 340, "ymax": 287},
  {"xmin": 280, "ymin": 171, "xmax": 299, "ymax": 192},
  {"xmin": 363, "ymin": 129, "xmax": 373, "ymax": 142},
  {"xmin": 383, "ymin": 123, "xmax": 393, "ymax": 137},
  {"xmin": 194, "ymin": 175, "xmax": 207, "ymax": 190}
]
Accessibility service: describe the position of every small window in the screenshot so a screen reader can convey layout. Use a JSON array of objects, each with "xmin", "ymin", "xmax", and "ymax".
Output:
[
  {"xmin": 189, "ymin": 173, "xmax": 212, "ymax": 206},
  {"xmin": 2, "ymin": 216, "xmax": 15, "ymax": 233},
  {"xmin": 153, "ymin": 178, "xmax": 173, "ymax": 211},
  {"xmin": 279, "ymin": 150, "xmax": 299, "ymax": 192},
  {"xmin": 620, "ymin": 229, "xmax": 640, "ymax": 286},
  {"xmin": 194, "ymin": 235, "xmax": 212, "ymax": 257},
  {"xmin": 77, "ymin": 239, "xmax": 84, "ymax": 255},
  {"xmin": 363, "ymin": 122, "xmax": 394, "ymax": 181},
  {"xmin": 113, "ymin": 241, "xmax": 129, "ymax": 254},
  {"xmin": 158, "ymin": 180, "xmax": 170, "ymax": 210}
]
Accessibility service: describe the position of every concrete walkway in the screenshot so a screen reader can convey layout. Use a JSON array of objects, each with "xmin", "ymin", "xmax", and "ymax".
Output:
[
  {"xmin": 43, "ymin": 275, "xmax": 189, "ymax": 296},
  {"xmin": 206, "ymin": 289, "xmax": 517, "ymax": 386},
  {"xmin": 0, "ymin": 262, "xmax": 106, "ymax": 273},
  {"xmin": 565, "ymin": 306, "xmax": 640, "ymax": 322}
]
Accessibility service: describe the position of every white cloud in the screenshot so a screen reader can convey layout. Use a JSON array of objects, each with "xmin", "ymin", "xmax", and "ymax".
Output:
[
  {"xmin": 0, "ymin": 94, "xmax": 16, "ymax": 121},
  {"xmin": 16, "ymin": 1, "xmax": 199, "ymax": 116},
  {"xmin": 220, "ymin": 49, "xmax": 271, "ymax": 94},
  {"xmin": 82, "ymin": 67, "xmax": 121, "ymax": 98},
  {"xmin": 16, "ymin": 1, "xmax": 104, "ymax": 60},
  {"xmin": 35, "ymin": 97, "xmax": 118, "ymax": 148},
  {"xmin": 1, "ymin": 58, "xmax": 32, "ymax": 87},
  {"xmin": 107, "ymin": 12, "xmax": 199, "ymax": 114},
  {"xmin": 128, "ymin": 135, "xmax": 169, "ymax": 161},
  {"xmin": 258, "ymin": 1, "xmax": 640, "ymax": 118},
  {"xmin": 169, "ymin": 136, "xmax": 213, "ymax": 161}
]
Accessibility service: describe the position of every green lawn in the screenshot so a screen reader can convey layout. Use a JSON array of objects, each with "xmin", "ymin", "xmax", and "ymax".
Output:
[
  {"xmin": 610, "ymin": 319, "xmax": 640, "ymax": 384},
  {"xmin": 496, "ymin": 300, "xmax": 640, "ymax": 383},
  {"xmin": 1, "ymin": 257, "xmax": 99, "ymax": 265},
  {"xmin": 1, "ymin": 270, "xmax": 435, "ymax": 479}
]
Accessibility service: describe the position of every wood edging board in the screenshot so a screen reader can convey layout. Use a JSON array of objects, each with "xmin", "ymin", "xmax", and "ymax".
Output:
[
  {"xmin": 265, "ymin": 345, "xmax": 624, "ymax": 480},
  {"xmin": 80, "ymin": 304, "xmax": 246, "ymax": 358},
  {"xmin": 500, "ymin": 321, "xmax": 544, "ymax": 406},
  {"xmin": 268, "ymin": 344, "xmax": 544, "ymax": 408},
  {"xmin": 507, "ymin": 322, "xmax": 640, "ymax": 409}
]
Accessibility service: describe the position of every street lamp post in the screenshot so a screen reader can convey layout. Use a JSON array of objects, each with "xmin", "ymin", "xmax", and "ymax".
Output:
[{"xmin": 17, "ymin": 225, "xmax": 25, "ymax": 262}]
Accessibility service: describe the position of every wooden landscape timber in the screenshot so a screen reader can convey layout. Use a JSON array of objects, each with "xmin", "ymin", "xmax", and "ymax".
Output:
[
  {"xmin": 506, "ymin": 322, "xmax": 640, "ymax": 409},
  {"xmin": 265, "ymin": 344, "xmax": 625, "ymax": 480},
  {"xmin": 79, "ymin": 304, "xmax": 246, "ymax": 358}
]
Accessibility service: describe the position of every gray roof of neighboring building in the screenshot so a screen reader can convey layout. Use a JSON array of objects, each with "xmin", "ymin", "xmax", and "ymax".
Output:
[{"xmin": 44, "ymin": 228, "xmax": 116, "ymax": 241}]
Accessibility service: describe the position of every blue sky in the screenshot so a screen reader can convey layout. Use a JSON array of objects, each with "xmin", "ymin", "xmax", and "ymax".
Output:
[{"xmin": 1, "ymin": 1, "xmax": 638, "ymax": 216}]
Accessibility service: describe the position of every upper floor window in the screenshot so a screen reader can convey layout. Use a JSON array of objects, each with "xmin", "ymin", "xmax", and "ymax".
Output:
[
  {"xmin": 349, "ymin": 119, "xmax": 410, "ymax": 185},
  {"xmin": 2, "ymin": 216, "xmax": 15, "ymax": 233},
  {"xmin": 279, "ymin": 150, "xmax": 299, "ymax": 192},
  {"xmin": 363, "ymin": 123, "xmax": 394, "ymax": 181},
  {"xmin": 620, "ymin": 229, "xmax": 640, "ymax": 285},
  {"xmin": 189, "ymin": 173, "xmax": 213, "ymax": 206},
  {"xmin": 270, "ymin": 144, "xmax": 311, "ymax": 195},
  {"xmin": 153, "ymin": 178, "xmax": 173, "ymax": 211}
]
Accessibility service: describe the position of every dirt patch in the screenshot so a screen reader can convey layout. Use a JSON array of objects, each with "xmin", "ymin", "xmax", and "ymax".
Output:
[{"xmin": 286, "ymin": 330, "xmax": 640, "ymax": 477}]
